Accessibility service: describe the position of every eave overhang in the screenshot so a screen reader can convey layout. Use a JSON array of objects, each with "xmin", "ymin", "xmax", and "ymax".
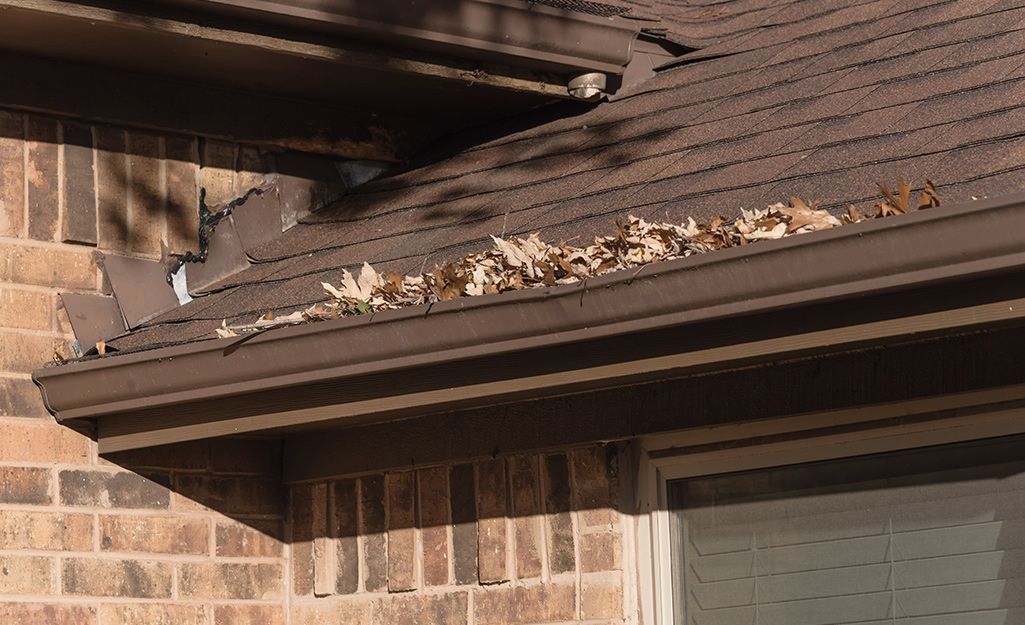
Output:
[{"xmin": 32, "ymin": 193, "xmax": 1025, "ymax": 453}]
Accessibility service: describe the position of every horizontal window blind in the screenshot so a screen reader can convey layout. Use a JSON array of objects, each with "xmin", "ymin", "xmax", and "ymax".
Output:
[{"xmin": 669, "ymin": 435, "xmax": 1025, "ymax": 625}]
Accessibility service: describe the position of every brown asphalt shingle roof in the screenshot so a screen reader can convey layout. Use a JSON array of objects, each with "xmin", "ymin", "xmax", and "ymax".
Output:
[{"xmin": 108, "ymin": 0, "xmax": 1025, "ymax": 352}]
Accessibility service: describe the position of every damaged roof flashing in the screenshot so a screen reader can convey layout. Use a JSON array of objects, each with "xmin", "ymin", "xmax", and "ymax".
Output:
[{"xmin": 32, "ymin": 193, "xmax": 1025, "ymax": 453}]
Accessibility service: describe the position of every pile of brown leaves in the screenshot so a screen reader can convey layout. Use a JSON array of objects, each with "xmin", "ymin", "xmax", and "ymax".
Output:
[{"xmin": 216, "ymin": 178, "xmax": 940, "ymax": 337}]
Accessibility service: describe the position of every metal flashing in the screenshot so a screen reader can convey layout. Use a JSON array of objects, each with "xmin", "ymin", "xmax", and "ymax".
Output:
[
  {"xmin": 184, "ymin": 217, "xmax": 251, "ymax": 295},
  {"xmin": 60, "ymin": 293, "xmax": 127, "ymax": 354},
  {"xmin": 99, "ymin": 254, "xmax": 180, "ymax": 329},
  {"xmin": 32, "ymin": 193, "xmax": 1025, "ymax": 452}
]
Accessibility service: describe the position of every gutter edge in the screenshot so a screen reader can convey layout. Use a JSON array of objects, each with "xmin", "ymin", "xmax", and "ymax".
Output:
[{"xmin": 32, "ymin": 192, "xmax": 1025, "ymax": 425}]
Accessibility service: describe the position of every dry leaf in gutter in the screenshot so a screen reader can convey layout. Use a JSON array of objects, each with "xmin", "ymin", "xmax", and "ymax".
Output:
[
  {"xmin": 919, "ymin": 179, "xmax": 940, "ymax": 209},
  {"xmin": 216, "ymin": 178, "xmax": 945, "ymax": 341}
]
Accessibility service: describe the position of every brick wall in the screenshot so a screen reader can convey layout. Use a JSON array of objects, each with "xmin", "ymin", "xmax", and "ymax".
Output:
[
  {"xmin": 0, "ymin": 106, "xmax": 287, "ymax": 624},
  {"xmin": 0, "ymin": 104, "xmax": 636, "ymax": 625},
  {"xmin": 290, "ymin": 445, "xmax": 629, "ymax": 625}
]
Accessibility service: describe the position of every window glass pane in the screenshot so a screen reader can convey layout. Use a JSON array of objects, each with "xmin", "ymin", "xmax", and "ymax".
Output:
[{"xmin": 668, "ymin": 435, "xmax": 1025, "ymax": 625}]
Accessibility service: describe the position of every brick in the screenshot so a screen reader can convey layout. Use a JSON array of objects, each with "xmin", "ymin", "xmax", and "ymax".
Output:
[
  {"xmin": 449, "ymin": 463, "xmax": 478, "ymax": 585},
  {"xmin": 0, "ymin": 509, "xmax": 93, "ymax": 551},
  {"xmin": 99, "ymin": 603, "xmax": 207, "ymax": 625},
  {"xmin": 96, "ymin": 127, "xmax": 128, "ymax": 251},
  {"xmin": 174, "ymin": 474, "xmax": 282, "ymax": 516},
  {"xmin": 0, "ymin": 555, "xmax": 53, "ymax": 594},
  {"xmin": 291, "ymin": 483, "xmax": 315, "ymax": 596},
  {"xmin": 510, "ymin": 455, "xmax": 542, "ymax": 579},
  {"xmin": 165, "ymin": 136, "xmax": 199, "ymax": 255},
  {"xmin": 0, "ymin": 603, "xmax": 95, "ymax": 625},
  {"xmin": 387, "ymin": 470, "xmax": 416, "ymax": 591},
  {"xmin": 293, "ymin": 601, "xmax": 369, "ymax": 625},
  {"xmin": 26, "ymin": 117, "xmax": 59, "ymax": 241},
  {"xmin": 62, "ymin": 558, "xmax": 173, "ymax": 598},
  {"xmin": 60, "ymin": 469, "xmax": 170, "ymax": 509},
  {"xmin": 574, "ymin": 446, "xmax": 619, "ymax": 527},
  {"xmin": 376, "ymin": 591, "xmax": 468, "ymax": 625},
  {"xmin": 0, "ymin": 376, "xmax": 49, "ymax": 417},
  {"xmin": 580, "ymin": 532, "xmax": 623, "ymax": 573},
  {"xmin": 477, "ymin": 457, "xmax": 508, "ymax": 583},
  {"xmin": 210, "ymin": 437, "xmax": 281, "ymax": 475},
  {"xmin": 360, "ymin": 474, "xmax": 387, "ymax": 592},
  {"xmin": 0, "ymin": 331, "xmax": 61, "ymax": 374},
  {"xmin": 201, "ymin": 140, "xmax": 237, "ymax": 207},
  {"xmin": 178, "ymin": 562, "xmax": 283, "ymax": 600},
  {"xmin": 311, "ymin": 482, "xmax": 332, "ymax": 597},
  {"xmin": 61, "ymin": 122, "xmax": 97, "ymax": 246},
  {"xmin": 216, "ymin": 518, "xmax": 284, "ymax": 558},
  {"xmin": 331, "ymin": 478, "xmax": 359, "ymax": 594},
  {"xmin": 0, "ymin": 241, "xmax": 97, "ymax": 290},
  {"xmin": 0, "ymin": 466, "xmax": 51, "ymax": 504},
  {"xmin": 581, "ymin": 576, "xmax": 624, "ymax": 620},
  {"xmin": 0, "ymin": 288, "xmax": 50, "ymax": 331},
  {"xmin": 0, "ymin": 422, "xmax": 90, "ymax": 464},
  {"xmin": 0, "ymin": 109, "xmax": 25, "ymax": 237},
  {"xmin": 100, "ymin": 514, "xmax": 208, "ymax": 555},
  {"xmin": 474, "ymin": 583, "xmax": 575, "ymax": 625},
  {"xmin": 544, "ymin": 454, "xmax": 576, "ymax": 575},
  {"xmin": 127, "ymin": 132, "xmax": 163, "ymax": 256},
  {"xmin": 419, "ymin": 467, "xmax": 449, "ymax": 586},
  {"xmin": 215, "ymin": 604, "xmax": 286, "ymax": 625},
  {"xmin": 53, "ymin": 293, "xmax": 72, "ymax": 336}
]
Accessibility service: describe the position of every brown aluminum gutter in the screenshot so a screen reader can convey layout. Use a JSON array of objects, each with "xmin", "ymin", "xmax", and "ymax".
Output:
[
  {"xmin": 155, "ymin": 0, "xmax": 642, "ymax": 74},
  {"xmin": 32, "ymin": 193, "xmax": 1025, "ymax": 452}
]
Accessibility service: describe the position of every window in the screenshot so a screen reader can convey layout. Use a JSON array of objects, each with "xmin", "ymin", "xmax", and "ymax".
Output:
[{"xmin": 664, "ymin": 435, "xmax": 1025, "ymax": 625}]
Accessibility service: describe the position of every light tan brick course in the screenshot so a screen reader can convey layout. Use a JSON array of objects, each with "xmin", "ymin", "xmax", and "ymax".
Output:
[
  {"xmin": 0, "ymin": 109, "xmax": 25, "ymax": 238},
  {"xmin": 0, "ymin": 602, "xmax": 95, "ymax": 625},
  {"xmin": 0, "ymin": 242, "xmax": 97, "ymax": 290},
  {"xmin": 376, "ymin": 592, "xmax": 468, "ymax": 625},
  {"xmin": 178, "ymin": 562, "xmax": 283, "ymax": 600},
  {"xmin": 0, "ymin": 377, "xmax": 49, "ymax": 417},
  {"xmin": 99, "ymin": 603, "xmax": 207, "ymax": 625},
  {"xmin": 0, "ymin": 287, "xmax": 50, "ymax": 331},
  {"xmin": 100, "ymin": 514, "xmax": 209, "ymax": 555},
  {"xmin": 215, "ymin": 604, "xmax": 287, "ymax": 625},
  {"xmin": 474, "ymin": 583, "xmax": 575, "ymax": 625},
  {"xmin": 293, "ymin": 601, "xmax": 369, "ymax": 625},
  {"xmin": 62, "ymin": 558, "xmax": 174, "ymax": 598},
  {"xmin": 0, "ymin": 466, "xmax": 51, "ymax": 504},
  {"xmin": 580, "ymin": 531, "xmax": 622, "ymax": 573},
  {"xmin": 0, "ymin": 332, "xmax": 62, "ymax": 374},
  {"xmin": 0, "ymin": 555, "xmax": 54, "ymax": 594},
  {"xmin": 0, "ymin": 422, "xmax": 90, "ymax": 464},
  {"xmin": 0, "ymin": 510, "xmax": 93, "ymax": 551},
  {"xmin": 581, "ymin": 576, "xmax": 624, "ymax": 620},
  {"xmin": 216, "ymin": 519, "xmax": 284, "ymax": 558}
]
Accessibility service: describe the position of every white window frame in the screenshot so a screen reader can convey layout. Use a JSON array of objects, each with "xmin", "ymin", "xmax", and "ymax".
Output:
[{"xmin": 634, "ymin": 383, "xmax": 1025, "ymax": 625}]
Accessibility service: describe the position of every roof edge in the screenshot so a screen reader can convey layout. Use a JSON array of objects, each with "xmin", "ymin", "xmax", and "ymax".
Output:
[{"xmin": 32, "ymin": 193, "xmax": 1025, "ymax": 447}]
